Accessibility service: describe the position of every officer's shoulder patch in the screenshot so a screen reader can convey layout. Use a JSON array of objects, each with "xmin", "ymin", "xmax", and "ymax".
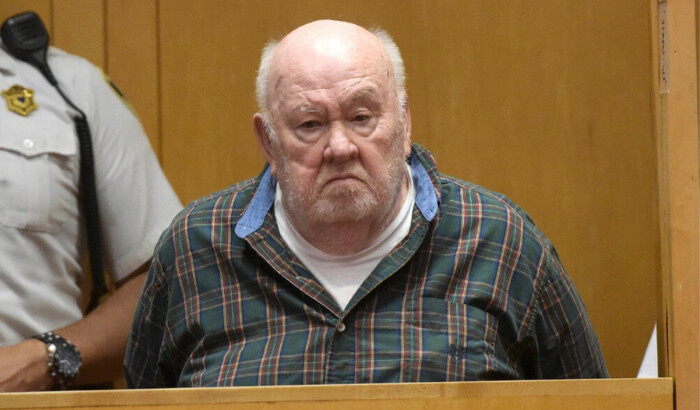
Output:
[{"xmin": 99, "ymin": 68, "xmax": 139, "ymax": 118}]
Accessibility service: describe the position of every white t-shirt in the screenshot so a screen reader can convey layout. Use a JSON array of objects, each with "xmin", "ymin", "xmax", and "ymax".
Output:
[
  {"xmin": 0, "ymin": 45, "xmax": 182, "ymax": 344},
  {"xmin": 637, "ymin": 325, "xmax": 658, "ymax": 378},
  {"xmin": 275, "ymin": 165, "xmax": 415, "ymax": 310}
]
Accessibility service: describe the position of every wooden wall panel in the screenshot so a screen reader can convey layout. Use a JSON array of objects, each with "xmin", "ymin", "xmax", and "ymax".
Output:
[
  {"xmin": 0, "ymin": 1, "xmax": 105, "ymax": 68},
  {"xmin": 0, "ymin": 0, "xmax": 51, "ymax": 29},
  {"xmin": 105, "ymin": 0, "xmax": 161, "ymax": 154},
  {"xmin": 159, "ymin": 0, "xmax": 265, "ymax": 202},
  {"xmin": 158, "ymin": 0, "xmax": 657, "ymax": 377},
  {"xmin": 51, "ymin": 0, "xmax": 104, "ymax": 68}
]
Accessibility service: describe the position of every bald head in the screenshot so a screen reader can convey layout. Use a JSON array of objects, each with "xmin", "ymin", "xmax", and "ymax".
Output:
[
  {"xmin": 255, "ymin": 20, "xmax": 406, "ymax": 119},
  {"xmin": 279, "ymin": 20, "xmax": 383, "ymax": 66}
]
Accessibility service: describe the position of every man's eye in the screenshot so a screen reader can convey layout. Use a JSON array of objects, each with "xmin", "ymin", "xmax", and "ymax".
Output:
[
  {"xmin": 301, "ymin": 121, "xmax": 321, "ymax": 129},
  {"xmin": 353, "ymin": 114, "xmax": 370, "ymax": 123}
]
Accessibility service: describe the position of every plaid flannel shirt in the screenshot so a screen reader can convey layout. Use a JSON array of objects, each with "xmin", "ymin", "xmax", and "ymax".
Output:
[{"xmin": 124, "ymin": 143, "xmax": 608, "ymax": 387}]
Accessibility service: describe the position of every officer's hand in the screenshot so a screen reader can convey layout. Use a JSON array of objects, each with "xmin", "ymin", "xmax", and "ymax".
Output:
[{"xmin": 0, "ymin": 339, "xmax": 54, "ymax": 391}]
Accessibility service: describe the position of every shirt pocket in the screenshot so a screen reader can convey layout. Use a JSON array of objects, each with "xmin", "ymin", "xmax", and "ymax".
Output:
[
  {"xmin": 0, "ymin": 121, "xmax": 78, "ymax": 232},
  {"xmin": 404, "ymin": 297, "xmax": 500, "ymax": 381}
]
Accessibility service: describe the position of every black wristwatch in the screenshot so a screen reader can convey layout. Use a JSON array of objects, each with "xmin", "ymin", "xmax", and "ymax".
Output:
[{"xmin": 31, "ymin": 331, "xmax": 81, "ymax": 389}]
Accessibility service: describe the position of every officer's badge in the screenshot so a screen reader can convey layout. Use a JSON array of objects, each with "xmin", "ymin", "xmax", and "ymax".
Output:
[{"xmin": 2, "ymin": 85, "xmax": 38, "ymax": 116}]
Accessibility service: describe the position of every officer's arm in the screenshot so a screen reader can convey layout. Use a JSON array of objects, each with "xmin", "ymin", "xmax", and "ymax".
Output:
[
  {"xmin": 56, "ymin": 263, "xmax": 149, "ymax": 387},
  {"xmin": 0, "ymin": 262, "xmax": 148, "ymax": 391}
]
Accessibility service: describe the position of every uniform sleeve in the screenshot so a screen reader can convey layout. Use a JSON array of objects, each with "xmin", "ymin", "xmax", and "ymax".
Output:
[
  {"xmin": 57, "ymin": 56, "xmax": 183, "ymax": 281},
  {"xmin": 532, "ymin": 247, "xmax": 609, "ymax": 378}
]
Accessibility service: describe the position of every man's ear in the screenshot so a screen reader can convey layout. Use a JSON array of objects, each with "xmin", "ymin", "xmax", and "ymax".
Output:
[
  {"xmin": 402, "ymin": 96, "xmax": 412, "ymax": 156},
  {"xmin": 253, "ymin": 113, "xmax": 278, "ymax": 177}
]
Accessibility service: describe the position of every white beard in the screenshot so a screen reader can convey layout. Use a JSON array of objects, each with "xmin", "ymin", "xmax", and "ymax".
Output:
[{"xmin": 276, "ymin": 124, "xmax": 408, "ymax": 225}]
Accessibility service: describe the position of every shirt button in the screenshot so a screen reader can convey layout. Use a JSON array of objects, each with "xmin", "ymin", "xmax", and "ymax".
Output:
[
  {"xmin": 23, "ymin": 138, "xmax": 34, "ymax": 149},
  {"xmin": 337, "ymin": 322, "xmax": 346, "ymax": 332}
]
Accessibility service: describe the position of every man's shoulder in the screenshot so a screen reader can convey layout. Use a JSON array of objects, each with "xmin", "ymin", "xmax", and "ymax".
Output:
[
  {"xmin": 152, "ymin": 177, "xmax": 259, "ymax": 260},
  {"xmin": 437, "ymin": 174, "xmax": 544, "ymax": 239},
  {"xmin": 178, "ymin": 177, "xmax": 260, "ymax": 221},
  {"xmin": 146, "ymin": 177, "xmax": 259, "ymax": 282},
  {"xmin": 435, "ymin": 174, "xmax": 563, "ymax": 283},
  {"xmin": 439, "ymin": 175, "xmax": 523, "ymax": 212}
]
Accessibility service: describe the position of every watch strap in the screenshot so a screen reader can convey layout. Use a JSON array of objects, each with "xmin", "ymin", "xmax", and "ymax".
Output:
[{"xmin": 31, "ymin": 331, "xmax": 81, "ymax": 389}]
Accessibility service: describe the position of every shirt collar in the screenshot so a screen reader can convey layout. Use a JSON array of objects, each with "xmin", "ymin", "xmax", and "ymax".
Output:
[{"xmin": 234, "ymin": 143, "xmax": 440, "ymax": 238}]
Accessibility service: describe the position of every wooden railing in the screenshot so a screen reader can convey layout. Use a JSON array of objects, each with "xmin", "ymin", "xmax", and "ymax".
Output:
[{"xmin": 0, "ymin": 378, "xmax": 673, "ymax": 410}]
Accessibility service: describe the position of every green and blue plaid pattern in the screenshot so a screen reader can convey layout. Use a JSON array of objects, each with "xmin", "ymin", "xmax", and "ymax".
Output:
[{"xmin": 125, "ymin": 144, "xmax": 608, "ymax": 387}]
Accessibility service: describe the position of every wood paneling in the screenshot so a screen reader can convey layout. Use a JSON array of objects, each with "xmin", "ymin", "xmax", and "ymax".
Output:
[
  {"xmin": 158, "ymin": 0, "xmax": 265, "ymax": 202},
  {"xmin": 105, "ymin": 0, "xmax": 160, "ymax": 154},
  {"xmin": 0, "ymin": 0, "xmax": 51, "ymax": 31},
  {"xmin": 51, "ymin": 0, "xmax": 104, "ymax": 68}
]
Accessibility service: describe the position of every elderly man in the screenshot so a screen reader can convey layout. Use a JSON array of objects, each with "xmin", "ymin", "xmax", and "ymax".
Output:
[{"xmin": 124, "ymin": 19, "xmax": 608, "ymax": 387}]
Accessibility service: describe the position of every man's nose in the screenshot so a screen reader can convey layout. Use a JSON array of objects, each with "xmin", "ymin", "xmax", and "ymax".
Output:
[{"xmin": 323, "ymin": 123, "xmax": 358, "ymax": 162}]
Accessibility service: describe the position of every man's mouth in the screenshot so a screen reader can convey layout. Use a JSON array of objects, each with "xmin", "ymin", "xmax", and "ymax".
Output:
[{"xmin": 323, "ymin": 172, "xmax": 364, "ymax": 189}]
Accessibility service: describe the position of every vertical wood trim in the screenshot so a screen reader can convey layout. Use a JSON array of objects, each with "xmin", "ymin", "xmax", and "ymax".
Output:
[
  {"xmin": 105, "ymin": 0, "xmax": 160, "ymax": 157},
  {"xmin": 651, "ymin": 0, "xmax": 671, "ymax": 379},
  {"xmin": 658, "ymin": 0, "xmax": 700, "ymax": 408}
]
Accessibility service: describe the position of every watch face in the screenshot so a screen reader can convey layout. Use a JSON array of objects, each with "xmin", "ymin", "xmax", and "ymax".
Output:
[{"xmin": 53, "ymin": 343, "xmax": 81, "ymax": 378}]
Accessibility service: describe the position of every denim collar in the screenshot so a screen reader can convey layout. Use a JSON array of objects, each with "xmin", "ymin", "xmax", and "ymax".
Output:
[{"xmin": 235, "ymin": 145, "xmax": 438, "ymax": 238}]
